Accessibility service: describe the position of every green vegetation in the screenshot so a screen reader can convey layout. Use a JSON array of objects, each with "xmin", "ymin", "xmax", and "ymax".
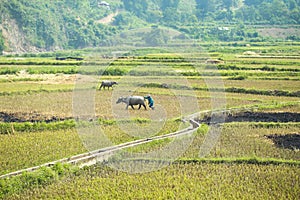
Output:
[
  {"xmin": 0, "ymin": 0, "xmax": 299, "ymax": 198},
  {"xmin": 0, "ymin": 0, "xmax": 300, "ymax": 53},
  {"xmin": 0, "ymin": 30, "xmax": 5, "ymax": 53},
  {"xmin": 0, "ymin": 119, "xmax": 185, "ymax": 175},
  {"xmin": 2, "ymin": 163, "xmax": 298, "ymax": 199},
  {"xmin": 0, "ymin": 41, "xmax": 299, "ymax": 198},
  {"xmin": 0, "ymin": 120, "xmax": 76, "ymax": 134},
  {"xmin": 0, "ymin": 163, "xmax": 79, "ymax": 199},
  {"xmin": 183, "ymin": 123, "xmax": 300, "ymax": 160},
  {"xmin": 1, "ymin": 0, "xmax": 120, "ymax": 50},
  {"xmin": 120, "ymin": 0, "xmax": 300, "ymax": 25},
  {"xmin": 0, "ymin": 129, "xmax": 86, "ymax": 175}
]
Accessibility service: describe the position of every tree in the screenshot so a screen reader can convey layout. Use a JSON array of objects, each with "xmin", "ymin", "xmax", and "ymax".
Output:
[
  {"xmin": 143, "ymin": 28, "xmax": 169, "ymax": 46},
  {"xmin": 258, "ymin": 0, "xmax": 289, "ymax": 24},
  {"xmin": 112, "ymin": 12, "xmax": 134, "ymax": 27},
  {"xmin": 122, "ymin": 0, "xmax": 148, "ymax": 18},
  {"xmin": 195, "ymin": 0, "xmax": 217, "ymax": 19},
  {"xmin": 160, "ymin": 0, "xmax": 180, "ymax": 11},
  {"xmin": 290, "ymin": 8, "xmax": 300, "ymax": 23},
  {"xmin": 0, "ymin": 30, "xmax": 5, "ymax": 54},
  {"xmin": 272, "ymin": 0, "xmax": 289, "ymax": 17},
  {"xmin": 285, "ymin": 0, "xmax": 297, "ymax": 10},
  {"xmin": 244, "ymin": 0, "xmax": 261, "ymax": 6},
  {"xmin": 162, "ymin": 7, "xmax": 180, "ymax": 23},
  {"xmin": 146, "ymin": 10, "xmax": 163, "ymax": 23},
  {"xmin": 222, "ymin": 0, "xmax": 233, "ymax": 9}
]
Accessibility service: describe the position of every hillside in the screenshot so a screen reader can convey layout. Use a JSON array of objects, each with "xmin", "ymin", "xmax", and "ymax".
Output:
[
  {"xmin": 0, "ymin": 0, "xmax": 299, "ymax": 53},
  {"xmin": 0, "ymin": 0, "xmax": 122, "ymax": 53}
]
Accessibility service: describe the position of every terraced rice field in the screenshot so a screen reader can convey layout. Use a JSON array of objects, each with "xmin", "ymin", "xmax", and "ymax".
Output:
[{"xmin": 0, "ymin": 42, "xmax": 299, "ymax": 199}]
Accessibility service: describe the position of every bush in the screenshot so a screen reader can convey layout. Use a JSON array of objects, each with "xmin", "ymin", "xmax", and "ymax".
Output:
[{"xmin": 0, "ymin": 163, "xmax": 78, "ymax": 199}]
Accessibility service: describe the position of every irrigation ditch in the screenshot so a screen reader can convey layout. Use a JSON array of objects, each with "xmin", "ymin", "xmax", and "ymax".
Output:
[{"xmin": 1, "ymin": 104, "xmax": 299, "ymax": 179}]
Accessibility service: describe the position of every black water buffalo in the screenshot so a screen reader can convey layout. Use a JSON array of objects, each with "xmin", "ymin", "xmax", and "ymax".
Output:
[
  {"xmin": 116, "ymin": 96, "xmax": 146, "ymax": 110},
  {"xmin": 99, "ymin": 80, "xmax": 118, "ymax": 90}
]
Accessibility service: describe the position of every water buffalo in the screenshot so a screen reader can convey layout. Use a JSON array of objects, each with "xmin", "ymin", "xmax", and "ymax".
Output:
[
  {"xmin": 99, "ymin": 80, "xmax": 118, "ymax": 90},
  {"xmin": 116, "ymin": 96, "xmax": 146, "ymax": 110}
]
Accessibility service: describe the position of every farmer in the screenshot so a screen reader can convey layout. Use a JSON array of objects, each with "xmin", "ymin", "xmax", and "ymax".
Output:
[{"xmin": 144, "ymin": 95, "xmax": 154, "ymax": 110}]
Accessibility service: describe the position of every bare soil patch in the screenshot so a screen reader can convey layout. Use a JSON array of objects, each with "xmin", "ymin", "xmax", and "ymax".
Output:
[
  {"xmin": 2, "ymin": 110, "xmax": 300, "ymax": 124},
  {"xmin": 97, "ymin": 11, "xmax": 119, "ymax": 24},
  {"xmin": 0, "ymin": 111, "xmax": 71, "ymax": 123},
  {"xmin": 266, "ymin": 133, "xmax": 300, "ymax": 150},
  {"xmin": 198, "ymin": 111, "xmax": 300, "ymax": 124},
  {"xmin": 0, "ymin": 73, "xmax": 76, "ymax": 85},
  {"xmin": 257, "ymin": 28, "xmax": 300, "ymax": 39}
]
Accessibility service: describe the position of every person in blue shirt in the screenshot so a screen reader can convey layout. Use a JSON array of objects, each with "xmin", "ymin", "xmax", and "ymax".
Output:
[{"xmin": 144, "ymin": 95, "xmax": 154, "ymax": 110}]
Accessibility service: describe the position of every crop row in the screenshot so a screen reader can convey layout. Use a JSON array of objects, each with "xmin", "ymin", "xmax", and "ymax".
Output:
[
  {"xmin": 236, "ymin": 58, "xmax": 300, "ymax": 66},
  {"xmin": 223, "ymin": 87, "xmax": 300, "ymax": 97},
  {"xmin": 0, "ymin": 88, "xmax": 73, "ymax": 96},
  {"xmin": 1, "ymin": 67, "xmax": 299, "ymax": 84},
  {"xmin": 206, "ymin": 64, "xmax": 300, "ymax": 72},
  {"xmin": 2, "ymin": 161, "xmax": 298, "ymax": 199},
  {"xmin": 4, "ymin": 75, "xmax": 296, "ymax": 95},
  {"xmin": 0, "ymin": 78, "xmax": 44, "ymax": 83},
  {"xmin": 142, "ymin": 82, "xmax": 300, "ymax": 97},
  {"xmin": 0, "ymin": 59, "xmax": 81, "ymax": 66},
  {"xmin": 0, "ymin": 120, "xmax": 76, "ymax": 134}
]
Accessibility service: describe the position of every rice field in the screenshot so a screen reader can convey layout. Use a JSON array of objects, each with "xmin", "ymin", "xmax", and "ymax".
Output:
[
  {"xmin": 0, "ymin": 42, "xmax": 299, "ymax": 199},
  {"xmin": 4, "ymin": 163, "xmax": 299, "ymax": 200}
]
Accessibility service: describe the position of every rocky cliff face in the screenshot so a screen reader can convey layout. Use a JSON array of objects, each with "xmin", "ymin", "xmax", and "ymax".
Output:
[{"xmin": 0, "ymin": 17, "xmax": 43, "ymax": 54}]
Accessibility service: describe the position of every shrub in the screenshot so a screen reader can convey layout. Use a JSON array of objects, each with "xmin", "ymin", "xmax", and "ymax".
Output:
[{"xmin": 0, "ymin": 163, "xmax": 78, "ymax": 199}]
